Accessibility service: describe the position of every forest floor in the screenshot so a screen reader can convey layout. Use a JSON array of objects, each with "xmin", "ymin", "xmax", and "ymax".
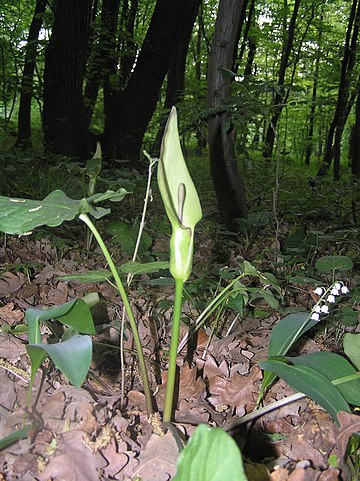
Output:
[{"xmin": 0, "ymin": 154, "xmax": 359, "ymax": 480}]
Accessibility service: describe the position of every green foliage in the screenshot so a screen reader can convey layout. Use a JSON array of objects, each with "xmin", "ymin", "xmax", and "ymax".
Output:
[{"xmin": 173, "ymin": 424, "xmax": 248, "ymax": 481}]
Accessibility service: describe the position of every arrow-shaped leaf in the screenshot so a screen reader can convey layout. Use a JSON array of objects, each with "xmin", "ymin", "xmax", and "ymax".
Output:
[{"xmin": 27, "ymin": 335, "xmax": 92, "ymax": 388}]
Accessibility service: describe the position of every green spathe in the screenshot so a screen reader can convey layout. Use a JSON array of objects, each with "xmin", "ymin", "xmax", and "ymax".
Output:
[{"xmin": 158, "ymin": 107, "xmax": 202, "ymax": 281}]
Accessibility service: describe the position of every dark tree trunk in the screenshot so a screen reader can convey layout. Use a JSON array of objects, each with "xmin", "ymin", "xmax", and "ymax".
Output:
[
  {"xmin": 350, "ymin": 84, "xmax": 360, "ymax": 176},
  {"xmin": 15, "ymin": 0, "xmax": 46, "ymax": 148},
  {"xmin": 263, "ymin": 0, "xmax": 301, "ymax": 161},
  {"xmin": 152, "ymin": 0, "xmax": 200, "ymax": 154},
  {"xmin": 102, "ymin": 0, "xmax": 200, "ymax": 165},
  {"xmin": 43, "ymin": 0, "xmax": 94, "ymax": 159},
  {"xmin": 207, "ymin": 0, "xmax": 248, "ymax": 230},
  {"xmin": 317, "ymin": 0, "xmax": 360, "ymax": 178},
  {"xmin": 304, "ymin": 13, "xmax": 322, "ymax": 166}
]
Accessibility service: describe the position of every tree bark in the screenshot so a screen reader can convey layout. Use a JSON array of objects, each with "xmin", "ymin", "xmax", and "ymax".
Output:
[
  {"xmin": 207, "ymin": 0, "xmax": 248, "ymax": 230},
  {"xmin": 43, "ymin": 0, "xmax": 94, "ymax": 159},
  {"xmin": 350, "ymin": 82, "xmax": 360, "ymax": 177},
  {"xmin": 263, "ymin": 0, "xmax": 301, "ymax": 161},
  {"xmin": 317, "ymin": 0, "xmax": 360, "ymax": 178},
  {"xmin": 15, "ymin": 0, "xmax": 46, "ymax": 149},
  {"xmin": 102, "ymin": 0, "xmax": 200, "ymax": 165}
]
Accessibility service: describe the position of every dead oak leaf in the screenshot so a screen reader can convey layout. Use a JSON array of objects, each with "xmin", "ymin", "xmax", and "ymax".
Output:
[
  {"xmin": 0, "ymin": 272, "xmax": 26, "ymax": 298},
  {"xmin": 206, "ymin": 362, "xmax": 262, "ymax": 416},
  {"xmin": 37, "ymin": 430, "xmax": 107, "ymax": 481},
  {"xmin": 0, "ymin": 303, "xmax": 24, "ymax": 324},
  {"xmin": 335, "ymin": 410, "xmax": 360, "ymax": 468}
]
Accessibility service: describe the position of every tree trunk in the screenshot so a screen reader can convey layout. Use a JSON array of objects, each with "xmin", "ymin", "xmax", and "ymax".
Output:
[
  {"xmin": 317, "ymin": 0, "xmax": 360, "ymax": 177},
  {"xmin": 207, "ymin": 0, "xmax": 248, "ymax": 230},
  {"xmin": 304, "ymin": 15, "xmax": 322, "ymax": 166},
  {"xmin": 350, "ymin": 84, "xmax": 360, "ymax": 177},
  {"xmin": 43, "ymin": 0, "xmax": 94, "ymax": 159},
  {"xmin": 263, "ymin": 0, "xmax": 301, "ymax": 161},
  {"xmin": 15, "ymin": 0, "xmax": 46, "ymax": 149},
  {"xmin": 102, "ymin": 0, "xmax": 200, "ymax": 165}
]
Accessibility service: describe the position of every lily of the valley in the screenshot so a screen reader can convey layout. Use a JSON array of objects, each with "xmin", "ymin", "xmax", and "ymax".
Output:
[{"xmin": 157, "ymin": 107, "xmax": 202, "ymax": 282}]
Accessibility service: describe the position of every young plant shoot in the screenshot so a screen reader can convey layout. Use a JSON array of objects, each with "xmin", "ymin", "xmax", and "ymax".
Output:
[{"xmin": 158, "ymin": 107, "xmax": 202, "ymax": 422}]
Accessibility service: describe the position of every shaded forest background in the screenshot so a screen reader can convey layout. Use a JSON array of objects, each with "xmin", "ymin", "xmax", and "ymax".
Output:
[{"xmin": 1, "ymin": 0, "xmax": 360, "ymax": 228}]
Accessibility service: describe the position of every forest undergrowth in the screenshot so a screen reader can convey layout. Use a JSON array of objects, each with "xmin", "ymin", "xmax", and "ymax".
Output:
[{"xmin": 0, "ymin": 144, "xmax": 359, "ymax": 481}]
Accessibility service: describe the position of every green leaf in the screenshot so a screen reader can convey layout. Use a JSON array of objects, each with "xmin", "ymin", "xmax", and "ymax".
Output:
[
  {"xmin": 336, "ymin": 306, "xmax": 358, "ymax": 327},
  {"xmin": 315, "ymin": 255, "xmax": 353, "ymax": 273},
  {"xmin": 120, "ymin": 260, "xmax": 169, "ymax": 275},
  {"xmin": 289, "ymin": 352, "xmax": 360, "ymax": 406},
  {"xmin": 260, "ymin": 312, "xmax": 315, "ymax": 397},
  {"xmin": 173, "ymin": 424, "xmax": 248, "ymax": 481},
  {"xmin": 0, "ymin": 190, "xmax": 109, "ymax": 235},
  {"xmin": 89, "ymin": 188, "xmax": 129, "ymax": 204},
  {"xmin": 0, "ymin": 190, "xmax": 80, "ymax": 234},
  {"xmin": 27, "ymin": 335, "xmax": 92, "ymax": 387},
  {"xmin": 259, "ymin": 360, "xmax": 350, "ymax": 423},
  {"xmin": 26, "ymin": 298, "xmax": 96, "ymax": 344},
  {"xmin": 344, "ymin": 333, "xmax": 360, "ymax": 370},
  {"xmin": 58, "ymin": 269, "xmax": 112, "ymax": 284},
  {"xmin": 240, "ymin": 260, "xmax": 258, "ymax": 276}
]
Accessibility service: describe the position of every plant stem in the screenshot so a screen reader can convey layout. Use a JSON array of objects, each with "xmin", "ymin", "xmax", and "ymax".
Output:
[
  {"xmin": 79, "ymin": 213, "xmax": 153, "ymax": 416},
  {"xmin": 163, "ymin": 278, "xmax": 184, "ymax": 422}
]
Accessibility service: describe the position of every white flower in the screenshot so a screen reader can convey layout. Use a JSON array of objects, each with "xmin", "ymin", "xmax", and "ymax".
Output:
[
  {"xmin": 341, "ymin": 285, "xmax": 349, "ymax": 294},
  {"xmin": 314, "ymin": 305, "xmax": 321, "ymax": 313},
  {"xmin": 311, "ymin": 312, "xmax": 320, "ymax": 321},
  {"xmin": 320, "ymin": 305, "xmax": 329, "ymax": 314},
  {"xmin": 331, "ymin": 288, "xmax": 340, "ymax": 296},
  {"xmin": 314, "ymin": 287, "xmax": 323, "ymax": 296},
  {"xmin": 334, "ymin": 282, "xmax": 341, "ymax": 290},
  {"xmin": 327, "ymin": 294, "xmax": 336, "ymax": 303}
]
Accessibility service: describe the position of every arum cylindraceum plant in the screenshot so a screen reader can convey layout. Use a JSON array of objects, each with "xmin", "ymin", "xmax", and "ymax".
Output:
[{"xmin": 157, "ymin": 106, "xmax": 202, "ymax": 422}]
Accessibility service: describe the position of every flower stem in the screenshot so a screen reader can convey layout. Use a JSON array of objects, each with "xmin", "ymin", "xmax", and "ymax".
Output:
[
  {"xmin": 79, "ymin": 214, "xmax": 153, "ymax": 416},
  {"xmin": 163, "ymin": 278, "xmax": 184, "ymax": 422}
]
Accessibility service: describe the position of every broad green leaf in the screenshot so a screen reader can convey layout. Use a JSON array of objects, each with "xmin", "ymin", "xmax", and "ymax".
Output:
[
  {"xmin": 173, "ymin": 424, "xmax": 248, "ymax": 481},
  {"xmin": 58, "ymin": 269, "xmax": 112, "ymax": 284},
  {"xmin": 336, "ymin": 306, "xmax": 358, "ymax": 327},
  {"xmin": 26, "ymin": 298, "xmax": 96, "ymax": 345},
  {"xmin": 120, "ymin": 260, "xmax": 169, "ymax": 275},
  {"xmin": 259, "ymin": 312, "xmax": 315, "ymax": 398},
  {"xmin": 241, "ymin": 260, "xmax": 258, "ymax": 276},
  {"xmin": 89, "ymin": 188, "xmax": 130, "ymax": 204},
  {"xmin": 27, "ymin": 335, "xmax": 92, "ymax": 387},
  {"xmin": 315, "ymin": 255, "xmax": 353, "ymax": 273},
  {"xmin": 0, "ymin": 190, "xmax": 80, "ymax": 234},
  {"xmin": 0, "ymin": 427, "xmax": 30, "ymax": 451},
  {"xmin": 289, "ymin": 352, "xmax": 360, "ymax": 406},
  {"xmin": 259, "ymin": 360, "xmax": 350, "ymax": 423},
  {"xmin": 344, "ymin": 333, "xmax": 360, "ymax": 370},
  {"xmin": 105, "ymin": 220, "xmax": 152, "ymax": 254},
  {"xmin": 288, "ymin": 276, "xmax": 322, "ymax": 285},
  {"xmin": 0, "ymin": 190, "xmax": 109, "ymax": 235}
]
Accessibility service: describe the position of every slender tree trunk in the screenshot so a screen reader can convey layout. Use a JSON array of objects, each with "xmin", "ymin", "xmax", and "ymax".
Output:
[
  {"xmin": 304, "ymin": 17, "xmax": 322, "ymax": 166},
  {"xmin": 102, "ymin": 0, "xmax": 200, "ymax": 165},
  {"xmin": 43, "ymin": 0, "xmax": 94, "ymax": 159},
  {"xmin": 317, "ymin": 0, "xmax": 360, "ymax": 177},
  {"xmin": 15, "ymin": 0, "xmax": 46, "ymax": 148},
  {"xmin": 263, "ymin": 0, "xmax": 301, "ymax": 161},
  {"xmin": 350, "ymin": 83, "xmax": 360, "ymax": 176},
  {"xmin": 207, "ymin": 0, "xmax": 248, "ymax": 230}
]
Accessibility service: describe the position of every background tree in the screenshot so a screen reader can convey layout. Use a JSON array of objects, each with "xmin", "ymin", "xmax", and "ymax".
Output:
[
  {"xmin": 42, "ymin": 0, "xmax": 94, "ymax": 159},
  {"xmin": 15, "ymin": 0, "xmax": 46, "ymax": 148},
  {"xmin": 317, "ymin": 0, "xmax": 360, "ymax": 179},
  {"xmin": 207, "ymin": 0, "xmax": 248, "ymax": 229}
]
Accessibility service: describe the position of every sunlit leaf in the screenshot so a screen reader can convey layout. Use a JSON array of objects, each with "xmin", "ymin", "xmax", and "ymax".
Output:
[
  {"xmin": 259, "ymin": 359, "xmax": 350, "ymax": 423},
  {"xmin": 27, "ymin": 335, "xmax": 92, "ymax": 387},
  {"xmin": 344, "ymin": 333, "xmax": 360, "ymax": 371},
  {"xmin": 173, "ymin": 424, "xmax": 248, "ymax": 481}
]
